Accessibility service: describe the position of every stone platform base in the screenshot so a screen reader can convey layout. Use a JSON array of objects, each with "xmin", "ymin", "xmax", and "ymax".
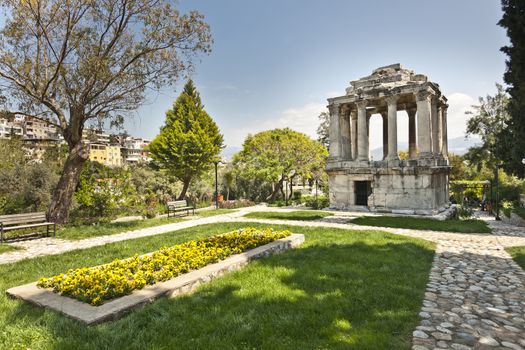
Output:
[{"xmin": 6, "ymin": 234, "xmax": 305, "ymax": 325}]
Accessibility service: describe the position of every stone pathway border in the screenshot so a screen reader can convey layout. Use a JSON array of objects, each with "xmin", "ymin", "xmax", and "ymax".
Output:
[{"xmin": 7, "ymin": 234, "xmax": 304, "ymax": 325}]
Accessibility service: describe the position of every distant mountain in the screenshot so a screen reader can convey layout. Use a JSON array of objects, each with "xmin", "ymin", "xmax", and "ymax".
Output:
[{"xmin": 370, "ymin": 136, "xmax": 481, "ymax": 160}]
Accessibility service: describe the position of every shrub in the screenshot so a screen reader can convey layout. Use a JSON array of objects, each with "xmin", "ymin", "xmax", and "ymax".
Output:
[
  {"xmin": 38, "ymin": 227, "xmax": 291, "ymax": 305},
  {"xmin": 304, "ymin": 196, "xmax": 329, "ymax": 210}
]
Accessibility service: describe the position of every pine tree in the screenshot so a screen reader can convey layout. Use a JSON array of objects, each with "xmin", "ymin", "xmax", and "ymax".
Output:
[
  {"xmin": 499, "ymin": 0, "xmax": 525, "ymax": 177},
  {"xmin": 149, "ymin": 80, "xmax": 224, "ymax": 199}
]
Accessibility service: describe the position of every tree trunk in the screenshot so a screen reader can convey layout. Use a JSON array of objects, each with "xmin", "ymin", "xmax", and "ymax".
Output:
[
  {"xmin": 178, "ymin": 178, "xmax": 191, "ymax": 200},
  {"xmin": 47, "ymin": 142, "xmax": 89, "ymax": 224},
  {"xmin": 268, "ymin": 177, "xmax": 284, "ymax": 201},
  {"xmin": 226, "ymin": 187, "xmax": 230, "ymax": 201}
]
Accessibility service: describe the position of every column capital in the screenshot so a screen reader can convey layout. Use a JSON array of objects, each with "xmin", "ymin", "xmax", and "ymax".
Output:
[
  {"xmin": 340, "ymin": 104, "xmax": 351, "ymax": 115},
  {"xmin": 385, "ymin": 95, "xmax": 399, "ymax": 105},
  {"xmin": 415, "ymin": 90, "xmax": 432, "ymax": 102},
  {"xmin": 328, "ymin": 103, "xmax": 340, "ymax": 115},
  {"xmin": 355, "ymin": 100, "xmax": 368, "ymax": 109},
  {"xmin": 406, "ymin": 107, "xmax": 417, "ymax": 117},
  {"xmin": 350, "ymin": 110, "xmax": 358, "ymax": 120}
]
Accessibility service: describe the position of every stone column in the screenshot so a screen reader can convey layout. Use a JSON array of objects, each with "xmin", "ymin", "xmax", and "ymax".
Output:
[
  {"xmin": 431, "ymin": 96, "xmax": 442, "ymax": 156},
  {"xmin": 350, "ymin": 110, "xmax": 357, "ymax": 160},
  {"xmin": 386, "ymin": 95, "xmax": 399, "ymax": 160},
  {"xmin": 339, "ymin": 105, "xmax": 351, "ymax": 160},
  {"xmin": 328, "ymin": 103, "xmax": 341, "ymax": 158},
  {"xmin": 356, "ymin": 100, "xmax": 369, "ymax": 161},
  {"xmin": 381, "ymin": 112, "xmax": 388, "ymax": 160},
  {"xmin": 441, "ymin": 104, "xmax": 448, "ymax": 158},
  {"xmin": 415, "ymin": 91, "xmax": 432, "ymax": 157},
  {"xmin": 407, "ymin": 107, "xmax": 417, "ymax": 159}
]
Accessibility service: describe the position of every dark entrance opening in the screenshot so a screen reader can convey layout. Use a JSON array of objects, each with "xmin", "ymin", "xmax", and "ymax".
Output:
[{"xmin": 355, "ymin": 181, "xmax": 371, "ymax": 206}]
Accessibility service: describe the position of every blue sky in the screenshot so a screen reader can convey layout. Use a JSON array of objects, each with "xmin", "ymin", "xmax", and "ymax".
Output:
[
  {"xmin": 2, "ymin": 1, "xmax": 508, "ymax": 152},
  {"xmin": 132, "ymin": 0, "xmax": 507, "ymax": 152}
]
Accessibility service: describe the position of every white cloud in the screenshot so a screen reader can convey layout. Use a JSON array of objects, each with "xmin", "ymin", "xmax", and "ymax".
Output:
[
  {"xmin": 270, "ymin": 102, "xmax": 326, "ymax": 138},
  {"xmin": 225, "ymin": 102, "xmax": 327, "ymax": 147},
  {"xmin": 446, "ymin": 93, "xmax": 476, "ymax": 139}
]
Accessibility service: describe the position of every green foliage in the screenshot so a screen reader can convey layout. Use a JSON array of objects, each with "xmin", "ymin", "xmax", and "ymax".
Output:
[
  {"xmin": 233, "ymin": 128, "xmax": 328, "ymax": 201},
  {"xmin": 149, "ymin": 80, "xmax": 224, "ymax": 199},
  {"xmin": 304, "ymin": 196, "xmax": 329, "ymax": 210},
  {"xmin": 465, "ymin": 84, "xmax": 511, "ymax": 174},
  {"xmin": 499, "ymin": 0, "xmax": 525, "ymax": 177},
  {"xmin": 506, "ymin": 246, "xmax": 525, "ymax": 271},
  {"xmin": 316, "ymin": 111, "xmax": 330, "ymax": 148},
  {"xmin": 72, "ymin": 162, "xmax": 138, "ymax": 222},
  {"xmin": 0, "ymin": 138, "xmax": 61, "ymax": 214}
]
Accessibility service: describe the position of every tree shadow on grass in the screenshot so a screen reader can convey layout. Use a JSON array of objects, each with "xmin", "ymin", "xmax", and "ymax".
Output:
[{"xmin": 5, "ymin": 239, "xmax": 435, "ymax": 350}]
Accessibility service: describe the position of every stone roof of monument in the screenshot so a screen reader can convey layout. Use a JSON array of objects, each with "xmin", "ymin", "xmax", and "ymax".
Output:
[{"xmin": 327, "ymin": 63, "xmax": 446, "ymax": 107}]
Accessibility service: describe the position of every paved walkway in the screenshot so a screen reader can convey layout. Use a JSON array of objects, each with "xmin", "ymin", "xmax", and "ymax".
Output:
[{"xmin": 1, "ymin": 206, "xmax": 525, "ymax": 348}]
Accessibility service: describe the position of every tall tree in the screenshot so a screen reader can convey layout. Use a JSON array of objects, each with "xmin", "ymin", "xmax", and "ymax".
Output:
[
  {"xmin": 499, "ymin": 0, "xmax": 525, "ymax": 177},
  {"xmin": 0, "ymin": 0, "xmax": 212, "ymax": 223},
  {"xmin": 148, "ymin": 80, "xmax": 224, "ymax": 200},
  {"xmin": 465, "ymin": 84, "xmax": 510, "ymax": 174},
  {"xmin": 316, "ymin": 111, "xmax": 330, "ymax": 149},
  {"xmin": 233, "ymin": 128, "xmax": 328, "ymax": 201}
]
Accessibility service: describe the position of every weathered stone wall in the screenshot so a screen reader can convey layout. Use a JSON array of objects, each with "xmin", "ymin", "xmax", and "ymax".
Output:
[{"xmin": 328, "ymin": 166, "xmax": 449, "ymax": 215}]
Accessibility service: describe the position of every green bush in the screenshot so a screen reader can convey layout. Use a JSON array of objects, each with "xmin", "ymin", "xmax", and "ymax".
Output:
[{"xmin": 304, "ymin": 196, "xmax": 329, "ymax": 210}]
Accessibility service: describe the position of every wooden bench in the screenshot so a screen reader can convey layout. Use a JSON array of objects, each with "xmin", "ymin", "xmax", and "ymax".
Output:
[
  {"xmin": 167, "ymin": 200, "xmax": 195, "ymax": 218},
  {"xmin": 0, "ymin": 212, "xmax": 56, "ymax": 243}
]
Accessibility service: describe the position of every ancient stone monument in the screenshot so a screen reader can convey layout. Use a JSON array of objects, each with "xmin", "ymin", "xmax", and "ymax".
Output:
[{"xmin": 326, "ymin": 64, "xmax": 450, "ymax": 215}]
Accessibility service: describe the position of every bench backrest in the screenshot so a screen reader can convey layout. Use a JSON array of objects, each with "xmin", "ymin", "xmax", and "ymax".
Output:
[
  {"xmin": 0, "ymin": 212, "xmax": 47, "ymax": 227},
  {"xmin": 167, "ymin": 200, "xmax": 190, "ymax": 208}
]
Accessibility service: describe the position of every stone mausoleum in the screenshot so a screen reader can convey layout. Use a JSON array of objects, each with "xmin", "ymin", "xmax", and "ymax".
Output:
[{"xmin": 326, "ymin": 64, "xmax": 451, "ymax": 215}]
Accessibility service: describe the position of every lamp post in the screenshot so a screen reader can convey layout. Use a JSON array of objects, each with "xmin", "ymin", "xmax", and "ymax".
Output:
[
  {"xmin": 495, "ymin": 163, "xmax": 501, "ymax": 221},
  {"xmin": 213, "ymin": 160, "xmax": 222, "ymax": 210}
]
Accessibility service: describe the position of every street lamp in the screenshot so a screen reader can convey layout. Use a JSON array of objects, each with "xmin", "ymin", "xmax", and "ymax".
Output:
[
  {"xmin": 213, "ymin": 159, "xmax": 223, "ymax": 210},
  {"xmin": 495, "ymin": 163, "xmax": 501, "ymax": 221}
]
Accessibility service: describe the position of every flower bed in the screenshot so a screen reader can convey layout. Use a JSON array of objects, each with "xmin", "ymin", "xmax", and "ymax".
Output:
[{"xmin": 37, "ymin": 227, "xmax": 291, "ymax": 305}]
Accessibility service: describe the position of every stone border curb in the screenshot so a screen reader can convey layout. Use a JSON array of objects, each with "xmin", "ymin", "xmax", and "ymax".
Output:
[{"xmin": 6, "ymin": 233, "xmax": 305, "ymax": 325}]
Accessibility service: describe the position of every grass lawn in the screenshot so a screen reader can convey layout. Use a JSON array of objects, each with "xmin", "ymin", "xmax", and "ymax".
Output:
[
  {"xmin": 0, "ymin": 222, "xmax": 434, "ymax": 350},
  {"xmin": 506, "ymin": 246, "xmax": 525, "ymax": 271},
  {"xmin": 350, "ymin": 216, "xmax": 491, "ymax": 233},
  {"xmin": 57, "ymin": 209, "xmax": 236, "ymax": 240},
  {"xmin": 244, "ymin": 210, "xmax": 333, "ymax": 221},
  {"xmin": 0, "ymin": 244, "xmax": 21, "ymax": 254}
]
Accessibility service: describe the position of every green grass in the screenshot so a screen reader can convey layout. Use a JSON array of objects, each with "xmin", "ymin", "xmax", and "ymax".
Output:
[
  {"xmin": 0, "ymin": 222, "xmax": 434, "ymax": 350},
  {"xmin": 244, "ymin": 210, "xmax": 333, "ymax": 221},
  {"xmin": 506, "ymin": 246, "xmax": 525, "ymax": 271},
  {"xmin": 57, "ymin": 209, "xmax": 236, "ymax": 240},
  {"xmin": 0, "ymin": 244, "xmax": 21, "ymax": 254},
  {"xmin": 350, "ymin": 216, "xmax": 491, "ymax": 233}
]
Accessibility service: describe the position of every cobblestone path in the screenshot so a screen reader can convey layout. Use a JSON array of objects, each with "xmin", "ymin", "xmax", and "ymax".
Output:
[{"xmin": 411, "ymin": 215, "xmax": 525, "ymax": 350}]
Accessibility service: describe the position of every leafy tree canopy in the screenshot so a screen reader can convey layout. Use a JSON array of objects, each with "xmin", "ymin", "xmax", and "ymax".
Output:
[
  {"xmin": 149, "ymin": 80, "xmax": 224, "ymax": 199},
  {"xmin": 233, "ymin": 128, "xmax": 328, "ymax": 200},
  {"xmin": 499, "ymin": 0, "xmax": 525, "ymax": 177},
  {"xmin": 0, "ymin": 0, "xmax": 212, "ymax": 222}
]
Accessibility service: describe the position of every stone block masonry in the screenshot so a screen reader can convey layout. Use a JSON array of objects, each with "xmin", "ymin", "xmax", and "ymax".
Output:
[
  {"xmin": 327, "ymin": 64, "xmax": 451, "ymax": 214},
  {"xmin": 6, "ymin": 233, "xmax": 305, "ymax": 325}
]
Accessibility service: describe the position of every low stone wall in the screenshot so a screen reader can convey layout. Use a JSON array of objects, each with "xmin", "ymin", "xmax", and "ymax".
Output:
[
  {"xmin": 502, "ymin": 212, "xmax": 525, "ymax": 227},
  {"xmin": 6, "ymin": 233, "xmax": 305, "ymax": 325}
]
